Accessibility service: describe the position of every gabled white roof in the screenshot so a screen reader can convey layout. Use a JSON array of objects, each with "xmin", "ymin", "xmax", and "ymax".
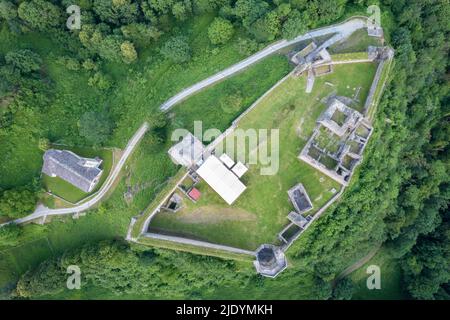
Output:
[
  {"xmin": 196, "ymin": 155, "xmax": 246, "ymax": 205},
  {"xmin": 219, "ymin": 153, "xmax": 235, "ymax": 168},
  {"xmin": 232, "ymin": 161, "xmax": 248, "ymax": 178}
]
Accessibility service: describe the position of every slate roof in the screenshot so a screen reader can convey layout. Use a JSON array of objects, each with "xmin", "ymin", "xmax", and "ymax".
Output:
[
  {"xmin": 287, "ymin": 211, "xmax": 309, "ymax": 228},
  {"xmin": 42, "ymin": 149, "xmax": 103, "ymax": 193},
  {"xmin": 253, "ymin": 244, "xmax": 287, "ymax": 278},
  {"xmin": 287, "ymin": 183, "xmax": 313, "ymax": 214}
]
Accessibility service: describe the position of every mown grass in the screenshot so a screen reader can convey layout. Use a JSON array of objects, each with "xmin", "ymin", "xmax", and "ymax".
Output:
[
  {"xmin": 0, "ymin": 237, "xmax": 54, "ymax": 297},
  {"xmin": 150, "ymin": 62, "xmax": 378, "ymax": 251},
  {"xmin": 329, "ymin": 29, "xmax": 384, "ymax": 54},
  {"xmin": 350, "ymin": 248, "xmax": 409, "ymax": 300}
]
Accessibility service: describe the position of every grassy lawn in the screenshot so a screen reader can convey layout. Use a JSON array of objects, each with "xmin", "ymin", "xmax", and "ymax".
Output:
[
  {"xmin": 149, "ymin": 62, "xmax": 378, "ymax": 251},
  {"xmin": 0, "ymin": 9, "xmax": 394, "ymax": 298},
  {"xmin": 0, "ymin": 15, "xmax": 293, "ymax": 295},
  {"xmin": 350, "ymin": 248, "xmax": 409, "ymax": 300},
  {"xmin": 42, "ymin": 146, "xmax": 114, "ymax": 204},
  {"xmin": 329, "ymin": 29, "xmax": 384, "ymax": 54},
  {"xmin": 0, "ymin": 237, "xmax": 54, "ymax": 297}
]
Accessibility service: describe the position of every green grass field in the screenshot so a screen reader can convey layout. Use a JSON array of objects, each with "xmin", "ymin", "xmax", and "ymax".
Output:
[
  {"xmin": 0, "ymin": 237, "xmax": 54, "ymax": 297},
  {"xmin": 41, "ymin": 147, "xmax": 114, "ymax": 204},
  {"xmin": 329, "ymin": 29, "xmax": 384, "ymax": 54},
  {"xmin": 350, "ymin": 248, "xmax": 409, "ymax": 300},
  {"xmin": 0, "ymin": 8, "xmax": 396, "ymax": 299},
  {"xmin": 149, "ymin": 62, "xmax": 378, "ymax": 250},
  {"xmin": 0, "ymin": 15, "xmax": 292, "ymax": 295}
]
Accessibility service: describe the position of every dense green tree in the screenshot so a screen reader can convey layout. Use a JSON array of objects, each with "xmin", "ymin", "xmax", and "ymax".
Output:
[
  {"xmin": 120, "ymin": 40, "xmax": 138, "ymax": 63},
  {"xmin": 0, "ymin": 224, "xmax": 22, "ymax": 247},
  {"xmin": 0, "ymin": 0, "xmax": 17, "ymax": 21},
  {"xmin": 282, "ymin": 9, "xmax": 307, "ymax": 39},
  {"xmin": 332, "ymin": 278, "xmax": 354, "ymax": 300},
  {"xmin": 17, "ymin": 0, "xmax": 62, "ymax": 31},
  {"xmin": 5, "ymin": 49, "xmax": 41, "ymax": 74},
  {"xmin": 14, "ymin": 240, "xmax": 252, "ymax": 298},
  {"xmin": 234, "ymin": 0, "xmax": 269, "ymax": 28},
  {"xmin": 0, "ymin": 188, "xmax": 37, "ymax": 219},
  {"xmin": 97, "ymin": 35, "xmax": 123, "ymax": 62},
  {"xmin": 160, "ymin": 36, "xmax": 191, "ymax": 63},
  {"xmin": 93, "ymin": 0, "xmax": 139, "ymax": 26},
  {"xmin": 121, "ymin": 23, "xmax": 162, "ymax": 47},
  {"xmin": 208, "ymin": 17, "xmax": 234, "ymax": 45},
  {"xmin": 81, "ymin": 59, "xmax": 97, "ymax": 71},
  {"xmin": 236, "ymin": 37, "xmax": 259, "ymax": 55},
  {"xmin": 172, "ymin": 0, "xmax": 192, "ymax": 21},
  {"xmin": 250, "ymin": 10, "xmax": 281, "ymax": 41},
  {"xmin": 87, "ymin": 72, "xmax": 112, "ymax": 90},
  {"xmin": 78, "ymin": 111, "xmax": 113, "ymax": 144}
]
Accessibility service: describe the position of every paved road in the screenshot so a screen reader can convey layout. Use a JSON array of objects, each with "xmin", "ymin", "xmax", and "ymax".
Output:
[
  {"xmin": 142, "ymin": 232, "xmax": 255, "ymax": 256},
  {"xmin": 160, "ymin": 17, "xmax": 368, "ymax": 111},
  {"xmin": 2, "ymin": 123, "xmax": 149, "ymax": 226}
]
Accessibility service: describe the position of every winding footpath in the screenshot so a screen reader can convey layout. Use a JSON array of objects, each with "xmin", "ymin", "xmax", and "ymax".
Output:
[
  {"xmin": 160, "ymin": 17, "xmax": 367, "ymax": 111},
  {"xmin": 2, "ymin": 17, "xmax": 370, "ymax": 227}
]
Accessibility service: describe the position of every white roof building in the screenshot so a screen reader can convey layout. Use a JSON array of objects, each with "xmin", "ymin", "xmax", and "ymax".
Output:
[
  {"xmin": 219, "ymin": 153, "xmax": 235, "ymax": 168},
  {"xmin": 196, "ymin": 155, "xmax": 246, "ymax": 205},
  {"xmin": 168, "ymin": 132, "xmax": 205, "ymax": 167},
  {"xmin": 231, "ymin": 161, "xmax": 248, "ymax": 178}
]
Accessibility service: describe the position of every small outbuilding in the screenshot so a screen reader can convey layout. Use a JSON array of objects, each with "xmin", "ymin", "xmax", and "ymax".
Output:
[
  {"xmin": 188, "ymin": 187, "xmax": 201, "ymax": 201},
  {"xmin": 219, "ymin": 153, "xmax": 235, "ymax": 168},
  {"xmin": 287, "ymin": 183, "xmax": 313, "ymax": 214},
  {"xmin": 231, "ymin": 161, "xmax": 248, "ymax": 178},
  {"xmin": 287, "ymin": 211, "xmax": 309, "ymax": 229}
]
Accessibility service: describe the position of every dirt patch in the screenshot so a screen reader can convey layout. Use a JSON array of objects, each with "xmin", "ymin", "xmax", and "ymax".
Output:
[{"xmin": 177, "ymin": 205, "xmax": 257, "ymax": 224}]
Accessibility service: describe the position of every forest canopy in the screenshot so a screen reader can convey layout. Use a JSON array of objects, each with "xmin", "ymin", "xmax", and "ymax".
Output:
[{"xmin": 0, "ymin": 0, "xmax": 448, "ymax": 300}]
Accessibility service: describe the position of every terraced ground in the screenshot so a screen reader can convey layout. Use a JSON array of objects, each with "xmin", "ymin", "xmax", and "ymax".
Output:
[{"xmin": 149, "ymin": 62, "xmax": 378, "ymax": 250}]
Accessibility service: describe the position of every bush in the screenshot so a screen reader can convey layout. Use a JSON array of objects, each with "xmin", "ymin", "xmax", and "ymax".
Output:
[
  {"xmin": 88, "ymin": 72, "xmax": 112, "ymax": 90},
  {"xmin": 236, "ymin": 37, "xmax": 259, "ymax": 55},
  {"xmin": 160, "ymin": 36, "xmax": 191, "ymax": 63},
  {"xmin": 0, "ymin": 188, "xmax": 37, "ymax": 219},
  {"xmin": 120, "ymin": 41, "xmax": 138, "ymax": 64},
  {"xmin": 208, "ymin": 17, "xmax": 234, "ymax": 45},
  {"xmin": 5, "ymin": 49, "xmax": 42, "ymax": 74},
  {"xmin": 78, "ymin": 110, "xmax": 113, "ymax": 145}
]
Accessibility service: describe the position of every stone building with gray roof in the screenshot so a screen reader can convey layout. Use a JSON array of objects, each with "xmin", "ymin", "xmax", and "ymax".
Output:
[
  {"xmin": 42, "ymin": 149, "xmax": 103, "ymax": 193},
  {"xmin": 317, "ymin": 98, "xmax": 363, "ymax": 137},
  {"xmin": 287, "ymin": 183, "xmax": 313, "ymax": 214},
  {"xmin": 253, "ymin": 244, "xmax": 287, "ymax": 278}
]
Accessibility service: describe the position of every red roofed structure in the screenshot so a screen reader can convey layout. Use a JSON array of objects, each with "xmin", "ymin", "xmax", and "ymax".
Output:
[{"xmin": 188, "ymin": 187, "xmax": 201, "ymax": 201}]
